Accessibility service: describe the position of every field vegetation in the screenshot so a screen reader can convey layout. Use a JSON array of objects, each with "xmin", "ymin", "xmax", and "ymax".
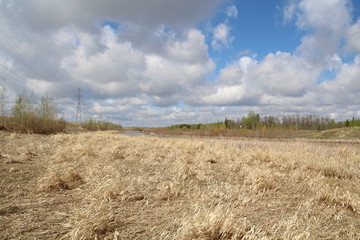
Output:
[{"xmin": 1, "ymin": 131, "xmax": 359, "ymax": 239}]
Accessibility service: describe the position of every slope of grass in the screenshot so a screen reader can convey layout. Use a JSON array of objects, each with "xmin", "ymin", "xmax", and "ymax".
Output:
[
  {"xmin": 1, "ymin": 131, "xmax": 359, "ymax": 239},
  {"xmin": 313, "ymin": 127, "xmax": 360, "ymax": 139}
]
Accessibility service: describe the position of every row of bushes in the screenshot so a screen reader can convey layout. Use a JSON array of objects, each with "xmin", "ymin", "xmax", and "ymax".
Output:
[
  {"xmin": 0, "ymin": 91, "xmax": 66, "ymax": 134},
  {"xmin": 345, "ymin": 118, "xmax": 360, "ymax": 127},
  {"xmin": 1, "ymin": 81, "xmax": 123, "ymax": 134}
]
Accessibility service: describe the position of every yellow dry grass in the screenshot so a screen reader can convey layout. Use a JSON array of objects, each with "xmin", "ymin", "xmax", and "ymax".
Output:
[{"xmin": 1, "ymin": 131, "xmax": 360, "ymax": 239}]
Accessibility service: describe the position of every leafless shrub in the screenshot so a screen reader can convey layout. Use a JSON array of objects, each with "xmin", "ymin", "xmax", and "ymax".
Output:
[
  {"xmin": 37, "ymin": 167, "xmax": 83, "ymax": 191},
  {"xmin": 64, "ymin": 198, "xmax": 122, "ymax": 240},
  {"xmin": 173, "ymin": 205, "xmax": 265, "ymax": 240}
]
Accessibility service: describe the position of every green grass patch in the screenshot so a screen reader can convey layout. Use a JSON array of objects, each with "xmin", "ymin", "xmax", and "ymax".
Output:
[{"xmin": 313, "ymin": 127, "xmax": 360, "ymax": 139}]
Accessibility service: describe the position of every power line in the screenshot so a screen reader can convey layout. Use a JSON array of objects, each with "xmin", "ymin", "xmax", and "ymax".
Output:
[
  {"xmin": 0, "ymin": 63, "xmax": 67, "ymax": 100},
  {"xmin": 0, "ymin": 29, "xmax": 59, "ymax": 81},
  {"xmin": 0, "ymin": 41, "xmax": 50, "ymax": 82},
  {"xmin": 0, "ymin": 29, "xmax": 70, "ymax": 100}
]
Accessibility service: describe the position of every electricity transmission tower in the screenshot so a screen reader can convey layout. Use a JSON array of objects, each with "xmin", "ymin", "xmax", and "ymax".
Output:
[{"xmin": 76, "ymin": 88, "xmax": 82, "ymax": 123}]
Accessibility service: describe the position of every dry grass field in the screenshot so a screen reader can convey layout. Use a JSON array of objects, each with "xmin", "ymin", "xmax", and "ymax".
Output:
[{"xmin": 1, "ymin": 131, "xmax": 360, "ymax": 239}]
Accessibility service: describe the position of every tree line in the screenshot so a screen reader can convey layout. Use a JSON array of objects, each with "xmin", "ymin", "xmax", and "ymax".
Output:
[
  {"xmin": 170, "ymin": 111, "xmax": 360, "ymax": 131},
  {"xmin": 225, "ymin": 112, "xmax": 337, "ymax": 130}
]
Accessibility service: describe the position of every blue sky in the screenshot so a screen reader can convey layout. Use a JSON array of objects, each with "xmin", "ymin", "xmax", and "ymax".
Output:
[
  {"xmin": 1, "ymin": 0, "xmax": 360, "ymax": 126},
  {"xmin": 209, "ymin": 1, "xmax": 300, "ymax": 60}
]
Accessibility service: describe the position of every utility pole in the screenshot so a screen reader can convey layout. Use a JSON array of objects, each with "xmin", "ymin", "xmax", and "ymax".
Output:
[{"xmin": 76, "ymin": 88, "xmax": 82, "ymax": 123}]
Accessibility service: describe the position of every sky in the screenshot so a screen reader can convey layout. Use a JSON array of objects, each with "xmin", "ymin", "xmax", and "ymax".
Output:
[{"xmin": 1, "ymin": 0, "xmax": 360, "ymax": 127}]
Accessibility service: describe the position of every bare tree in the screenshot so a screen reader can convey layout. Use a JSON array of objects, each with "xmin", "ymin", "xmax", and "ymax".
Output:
[{"xmin": 37, "ymin": 93, "xmax": 57, "ymax": 121}]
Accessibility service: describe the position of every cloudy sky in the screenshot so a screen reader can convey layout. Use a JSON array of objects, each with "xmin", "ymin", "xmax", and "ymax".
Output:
[{"xmin": 1, "ymin": 0, "xmax": 360, "ymax": 127}]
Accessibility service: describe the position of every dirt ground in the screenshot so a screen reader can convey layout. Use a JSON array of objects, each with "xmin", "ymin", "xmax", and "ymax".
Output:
[{"xmin": 0, "ymin": 130, "xmax": 359, "ymax": 239}]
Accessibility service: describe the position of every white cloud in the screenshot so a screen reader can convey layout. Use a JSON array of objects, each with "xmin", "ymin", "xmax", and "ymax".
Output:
[
  {"xmin": 61, "ymin": 33, "xmax": 145, "ymax": 97},
  {"xmin": 226, "ymin": 5, "xmax": 238, "ymax": 18},
  {"xmin": 294, "ymin": 0, "xmax": 351, "ymax": 62},
  {"xmin": 218, "ymin": 56, "xmax": 256, "ymax": 85},
  {"xmin": 166, "ymin": 29, "xmax": 210, "ymax": 63},
  {"xmin": 251, "ymin": 51, "xmax": 320, "ymax": 97},
  {"xmin": 116, "ymin": 96, "xmax": 148, "ymax": 106},
  {"xmin": 61, "ymin": 26, "xmax": 214, "ymax": 104},
  {"xmin": 53, "ymin": 28, "xmax": 79, "ymax": 46},
  {"xmin": 212, "ymin": 23, "xmax": 233, "ymax": 49},
  {"xmin": 1, "ymin": 0, "xmax": 360, "ymax": 126},
  {"xmin": 337, "ymin": 57, "xmax": 360, "ymax": 93},
  {"xmin": 237, "ymin": 49, "xmax": 252, "ymax": 57},
  {"xmin": 283, "ymin": 0, "xmax": 298, "ymax": 24},
  {"xmin": 346, "ymin": 19, "xmax": 360, "ymax": 52},
  {"xmin": 190, "ymin": 56, "xmax": 261, "ymax": 106},
  {"xmin": 201, "ymin": 85, "xmax": 246, "ymax": 105},
  {"xmin": 321, "ymin": 55, "xmax": 360, "ymax": 94},
  {"xmin": 296, "ymin": 0, "xmax": 351, "ymax": 33},
  {"xmin": 101, "ymin": 25, "xmax": 118, "ymax": 48},
  {"xmin": 194, "ymin": 51, "xmax": 320, "ymax": 106},
  {"xmin": 142, "ymin": 54, "xmax": 214, "ymax": 97}
]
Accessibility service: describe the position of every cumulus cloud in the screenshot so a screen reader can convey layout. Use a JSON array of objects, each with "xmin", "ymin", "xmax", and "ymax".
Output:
[
  {"xmin": 321, "ymin": 55, "xmax": 360, "ymax": 94},
  {"xmin": 165, "ymin": 29, "xmax": 210, "ymax": 63},
  {"xmin": 195, "ymin": 51, "xmax": 320, "ymax": 106},
  {"xmin": 251, "ymin": 51, "xmax": 320, "ymax": 97},
  {"xmin": 346, "ymin": 19, "xmax": 360, "ymax": 52},
  {"xmin": 294, "ymin": 0, "xmax": 351, "ymax": 62},
  {"xmin": 212, "ymin": 23, "xmax": 233, "ymax": 49},
  {"xmin": 218, "ymin": 56, "xmax": 256, "ymax": 85},
  {"xmin": 61, "ymin": 40, "xmax": 143, "ymax": 97},
  {"xmin": 191, "ymin": 56, "xmax": 260, "ymax": 106},
  {"xmin": 295, "ymin": 0, "xmax": 351, "ymax": 32},
  {"xmin": 61, "ymin": 26, "xmax": 214, "ymax": 104},
  {"xmin": 1, "ymin": 0, "xmax": 360, "ymax": 126},
  {"xmin": 201, "ymin": 85, "xmax": 247, "ymax": 105},
  {"xmin": 282, "ymin": 0, "xmax": 298, "ymax": 24},
  {"xmin": 226, "ymin": 5, "xmax": 238, "ymax": 18},
  {"xmin": 0, "ymin": 0, "xmax": 227, "ymax": 126}
]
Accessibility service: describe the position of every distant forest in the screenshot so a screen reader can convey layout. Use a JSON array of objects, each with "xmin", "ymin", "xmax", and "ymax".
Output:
[{"xmin": 169, "ymin": 112, "xmax": 360, "ymax": 131}]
